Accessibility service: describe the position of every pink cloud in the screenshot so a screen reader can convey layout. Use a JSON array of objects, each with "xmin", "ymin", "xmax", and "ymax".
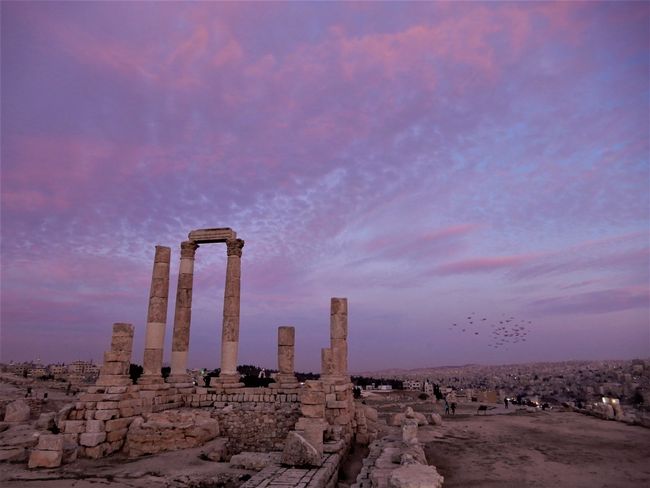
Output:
[{"xmin": 436, "ymin": 254, "xmax": 535, "ymax": 275}]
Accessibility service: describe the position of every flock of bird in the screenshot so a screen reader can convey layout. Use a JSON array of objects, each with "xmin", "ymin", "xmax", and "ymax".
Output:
[{"xmin": 447, "ymin": 312, "xmax": 532, "ymax": 350}]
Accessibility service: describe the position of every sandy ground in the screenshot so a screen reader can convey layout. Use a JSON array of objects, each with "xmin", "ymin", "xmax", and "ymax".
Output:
[{"xmin": 423, "ymin": 410, "xmax": 650, "ymax": 488}]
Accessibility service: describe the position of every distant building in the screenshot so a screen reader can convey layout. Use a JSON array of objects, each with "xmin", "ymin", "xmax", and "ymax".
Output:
[
  {"xmin": 404, "ymin": 379, "xmax": 422, "ymax": 391},
  {"xmin": 377, "ymin": 384, "xmax": 393, "ymax": 391}
]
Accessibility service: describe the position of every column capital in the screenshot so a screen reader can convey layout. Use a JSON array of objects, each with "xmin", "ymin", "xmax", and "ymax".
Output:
[
  {"xmin": 180, "ymin": 240, "xmax": 199, "ymax": 258},
  {"xmin": 226, "ymin": 238, "xmax": 245, "ymax": 257}
]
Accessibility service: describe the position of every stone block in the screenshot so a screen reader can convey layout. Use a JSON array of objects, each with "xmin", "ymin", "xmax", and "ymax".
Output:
[
  {"xmin": 28, "ymin": 449, "xmax": 62, "ymax": 469},
  {"xmin": 106, "ymin": 428, "xmax": 128, "ymax": 442},
  {"xmin": 36, "ymin": 434, "xmax": 64, "ymax": 451},
  {"xmin": 389, "ymin": 464, "xmax": 444, "ymax": 488},
  {"xmin": 3, "ymin": 399, "xmax": 30, "ymax": 422},
  {"xmin": 64, "ymin": 420, "xmax": 86, "ymax": 434},
  {"xmin": 302, "ymin": 390, "xmax": 325, "ymax": 405},
  {"xmin": 85, "ymin": 419, "xmax": 105, "ymax": 433},
  {"xmin": 94, "ymin": 409, "xmax": 120, "ymax": 421},
  {"xmin": 106, "ymin": 418, "xmax": 132, "ymax": 431},
  {"xmin": 101, "ymin": 361, "xmax": 129, "ymax": 376},
  {"xmin": 80, "ymin": 432, "xmax": 106, "ymax": 447},
  {"xmin": 301, "ymin": 404, "xmax": 325, "ymax": 418},
  {"xmin": 0, "ymin": 447, "xmax": 27, "ymax": 462},
  {"xmin": 278, "ymin": 326, "xmax": 295, "ymax": 346},
  {"xmin": 34, "ymin": 412, "xmax": 56, "ymax": 430}
]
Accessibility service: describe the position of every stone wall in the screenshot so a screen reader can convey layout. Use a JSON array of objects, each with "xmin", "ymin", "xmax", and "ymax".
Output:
[
  {"xmin": 58, "ymin": 384, "xmax": 301, "ymax": 459},
  {"xmin": 196, "ymin": 387, "xmax": 301, "ymax": 453}
]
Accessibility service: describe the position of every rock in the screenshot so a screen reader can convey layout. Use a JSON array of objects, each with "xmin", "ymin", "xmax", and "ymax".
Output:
[
  {"xmin": 412, "ymin": 412, "xmax": 427, "ymax": 426},
  {"xmin": 0, "ymin": 425, "xmax": 40, "ymax": 462},
  {"xmin": 202, "ymin": 437, "xmax": 229, "ymax": 462},
  {"xmin": 401, "ymin": 419, "xmax": 418, "ymax": 444},
  {"xmin": 36, "ymin": 434, "xmax": 64, "ymax": 451},
  {"xmin": 388, "ymin": 413, "xmax": 405, "ymax": 426},
  {"xmin": 3, "ymin": 400, "xmax": 30, "ymax": 422},
  {"xmin": 55, "ymin": 404, "xmax": 74, "ymax": 429},
  {"xmin": 230, "ymin": 451, "xmax": 281, "ymax": 470},
  {"xmin": 429, "ymin": 413, "xmax": 442, "ymax": 426},
  {"xmin": 0, "ymin": 423, "xmax": 9, "ymax": 433},
  {"xmin": 281, "ymin": 431, "xmax": 321, "ymax": 467},
  {"xmin": 28, "ymin": 449, "xmax": 62, "ymax": 469},
  {"xmin": 389, "ymin": 464, "xmax": 444, "ymax": 488},
  {"xmin": 126, "ymin": 409, "xmax": 220, "ymax": 457},
  {"xmin": 364, "ymin": 406, "xmax": 379, "ymax": 423},
  {"xmin": 35, "ymin": 412, "xmax": 57, "ymax": 431}
]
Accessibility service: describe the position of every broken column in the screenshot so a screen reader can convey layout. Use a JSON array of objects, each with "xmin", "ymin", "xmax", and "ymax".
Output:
[
  {"xmin": 274, "ymin": 326, "xmax": 298, "ymax": 387},
  {"xmin": 96, "ymin": 323, "xmax": 134, "ymax": 386},
  {"xmin": 330, "ymin": 297, "xmax": 348, "ymax": 377},
  {"xmin": 140, "ymin": 245, "xmax": 171, "ymax": 384},
  {"xmin": 168, "ymin": 240, "xmax": 199, "ymax": 383},
  {"xmin": 214, "ymin": 238, "xmax": 244, "ymax": 387}
]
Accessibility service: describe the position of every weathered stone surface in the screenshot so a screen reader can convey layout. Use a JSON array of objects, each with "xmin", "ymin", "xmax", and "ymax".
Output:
[
  {"xmin": 389, "ymin": 464, "xmax": 444, "ymax": 488},
  {"xmin": 36, "ymin": 434, "xmax": 64, "ymax": 451},
  {"xmin": 230, "ymin": 451, "xmax": 281, "ymax": 470},
  {"xmin": 281, "ymin": 431, "xmax": 321, "ymax": 467},
  {"xmin": 3, "ymin": 399, "xmax": 30, "ymax": 422},
  {"xmin": 202, "ymin": 437, "xmax": 229, "ymax": 462},
  {"xmin": 28, "ymin": 449, "xmax": 62, "ymax": 469},
  {"xmin": 126, "ymin": 409, "xmax": 219, "ymax": 457},
  {"xmin": 0, "ymin": 447, "xmax": 27, "ymax": 462},
  {"xmin": 402, "ymin": 419, "xmax": 418, "ymax": 444},
  {"xmin": 429, "ymin": 413, "xmax": 443, "ymax": 426},
  {"xmin": 34, "ymin": 412, "xmax": 56, "ymax": 430},
  {"xmin": 0, "ymin": 425, "xmax": 40, "ymax": 449},
  {"xmin": 278, "ymin": 326, "xmax": 295, "ymax": 346},
  {"xmin": 80, "ymin": 432, "xmax": 107, "ymax": 447}
]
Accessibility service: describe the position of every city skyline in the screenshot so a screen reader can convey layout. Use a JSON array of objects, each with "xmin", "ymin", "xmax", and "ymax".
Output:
[{"xmin": 1, "ymin": 2, "xmax": 649, "ymax": 371}]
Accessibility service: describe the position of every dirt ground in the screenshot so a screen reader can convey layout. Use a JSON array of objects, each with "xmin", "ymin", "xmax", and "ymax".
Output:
[{"xmin": 423, "ymin": 410, "xmax": 650, "ymax": 488}]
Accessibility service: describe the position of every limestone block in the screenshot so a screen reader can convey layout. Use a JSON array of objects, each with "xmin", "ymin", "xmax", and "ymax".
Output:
[
  {"xmin": 106, "ymin": 428, "xmax": 128, "ymax": 442},
  {"xmin": 321, "ymin": 349, "xmax": 334, "ymax": 375},
  {"xmin": 105, "ymin": 418, "xmax": 132, "ymax": 431},
  {"xmin": 34, "ymin": 412, "xmax": 56, "ymax": 430},
  {"xmin": 80, "ymin": 432, "xmax": 107, "ymax": 447},
  {"xmin": 301, "ymin": 404, "xmax": 325, "ymax": 418},
  {"xmin": 0, "ymin": 425, "xmax": 39, "ymax": 449},
  {"xmin": 86, "ymin": 420, "xmax": 105, "ymax": 433},
  {"xmin": 64, "ymin": 420, "xmax": 86, "ymax": 434},
  {"xmin": 3, "ymin": 399, "xmax": 30, "ymax": 422},
  {"xmin": 281, "ymin": 431, "xmax": 321, "ymax": 467},
  {"xmin": 278, "ymin": 326, "xmax": 295, "ymax": 346},
  {"xmin": 36, "ymin": 434, "xmax": 64, "ymax": 451},
  {"xmin": 302, "ymin": 390, "xmax": 325, "ymax": 405},
  {"xmin": 112, "ymin": 322, "xmax": 134, "ymax": 336},
  {"xmin": 401, "ymin": 419, "xmax": 418, "ymax": 444},
  {"xmin": 389, "ymin": 464, "xmax": 444, "ymax": 488},
  {"xmin": 429, "ymin": 413, "xmax": 443, "ymax": 426},
  {"xmin": 28, "ymin": 449, "xmax": 62, "ymax": 469},
  {"xmin": 202, "ymin": 437, "xmax": 229, "ymax": 462},
  {"xmin": 0, "ymin": 447, "xmax": 27, "ymax": 462},
  {"xmin": 330, "ymin": 313, "xmax": 348, "ymax": 340},
  {"xmin": 101, "ymin": 361, "xmax": 129, "ymax": 376},
  {"xmin": 330, "ymin": 297, "xmax": 348, "ymax": 316},
  {"xmin": 94, "ymin": 409, "xmax": 120, "ymax": 421}
]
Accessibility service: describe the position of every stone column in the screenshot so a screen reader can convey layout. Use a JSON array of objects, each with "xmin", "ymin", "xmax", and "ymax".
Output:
[
  {"xmin": 216, "ymin": 238, "xmax": 244, "ymax": 386},
  {"xmin": 96, "ymin": 323, "xmax": 134, "ymax": 387},
  {"xmin": 140, "ymin": 245, "xmax": 171, "ymax": 384},
  {"xmin": 275, "ymin": 326, "xmax": 298, "ymax": 387},
  {"xmin": 168, "ymin": 240, "xmax": 199, "ymax": 383},
  {"xmin": 330, "ymin": 297, "xmax": 348, "ymax": 377}
]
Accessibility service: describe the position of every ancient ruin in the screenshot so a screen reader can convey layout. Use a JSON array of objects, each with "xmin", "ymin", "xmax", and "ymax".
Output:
[{"xmin": 19, "ymin": 228, "xmax": 383, "ymax": 487}]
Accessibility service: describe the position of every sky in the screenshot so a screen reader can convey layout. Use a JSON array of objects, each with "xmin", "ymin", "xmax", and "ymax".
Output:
[{"xmin": 1, "ymin": 1, "xmax": 648, "ymax": 373}]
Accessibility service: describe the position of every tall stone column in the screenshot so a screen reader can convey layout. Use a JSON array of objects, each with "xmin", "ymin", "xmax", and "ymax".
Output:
[
  {"xmin": 330, "ymin": 297, "xmax": 348, "ymax": 377},
  {"xmin": 216, "ymin": 238, "xmax": 244, "ymax": 386},
  {"xmin": 274, "ymin": 326, "xmax": 298, "ymax": 387},
  {"xmin": 168, "ymin": 240, "xmax": 199, "ymax": 383},
  {"xmin": 140, "ymin": 245, "xmax": 171, "ymax": 384}
]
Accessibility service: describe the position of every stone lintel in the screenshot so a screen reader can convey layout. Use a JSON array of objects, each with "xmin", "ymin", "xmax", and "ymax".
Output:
[{"xmin": 188, "ymin": 227, "xmax": 236, "ymax": 243}]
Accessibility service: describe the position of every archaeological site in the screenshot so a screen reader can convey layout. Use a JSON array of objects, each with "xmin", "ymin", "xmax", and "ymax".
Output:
[{"xmin": 0, "ymin": 228, "xmax": 443, "ymax": 488}]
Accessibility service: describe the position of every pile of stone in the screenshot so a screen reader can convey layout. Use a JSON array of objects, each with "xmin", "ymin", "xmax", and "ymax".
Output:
[
  {"xmin": 354, "ymin": 403, "xmax": 380, "ymax": 445},
  {"xmin": 352, "ymin": 407, "xmax": 444, "ymax": 488},
  {"xmin": 125, "ymin": 409, "xmax": 220, "ymax": 457}
]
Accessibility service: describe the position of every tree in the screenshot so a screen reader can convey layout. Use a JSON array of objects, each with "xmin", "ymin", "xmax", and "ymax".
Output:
[{"xmin": 129, "ymin": 364, "xmax": 143, "ymax": 384}]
